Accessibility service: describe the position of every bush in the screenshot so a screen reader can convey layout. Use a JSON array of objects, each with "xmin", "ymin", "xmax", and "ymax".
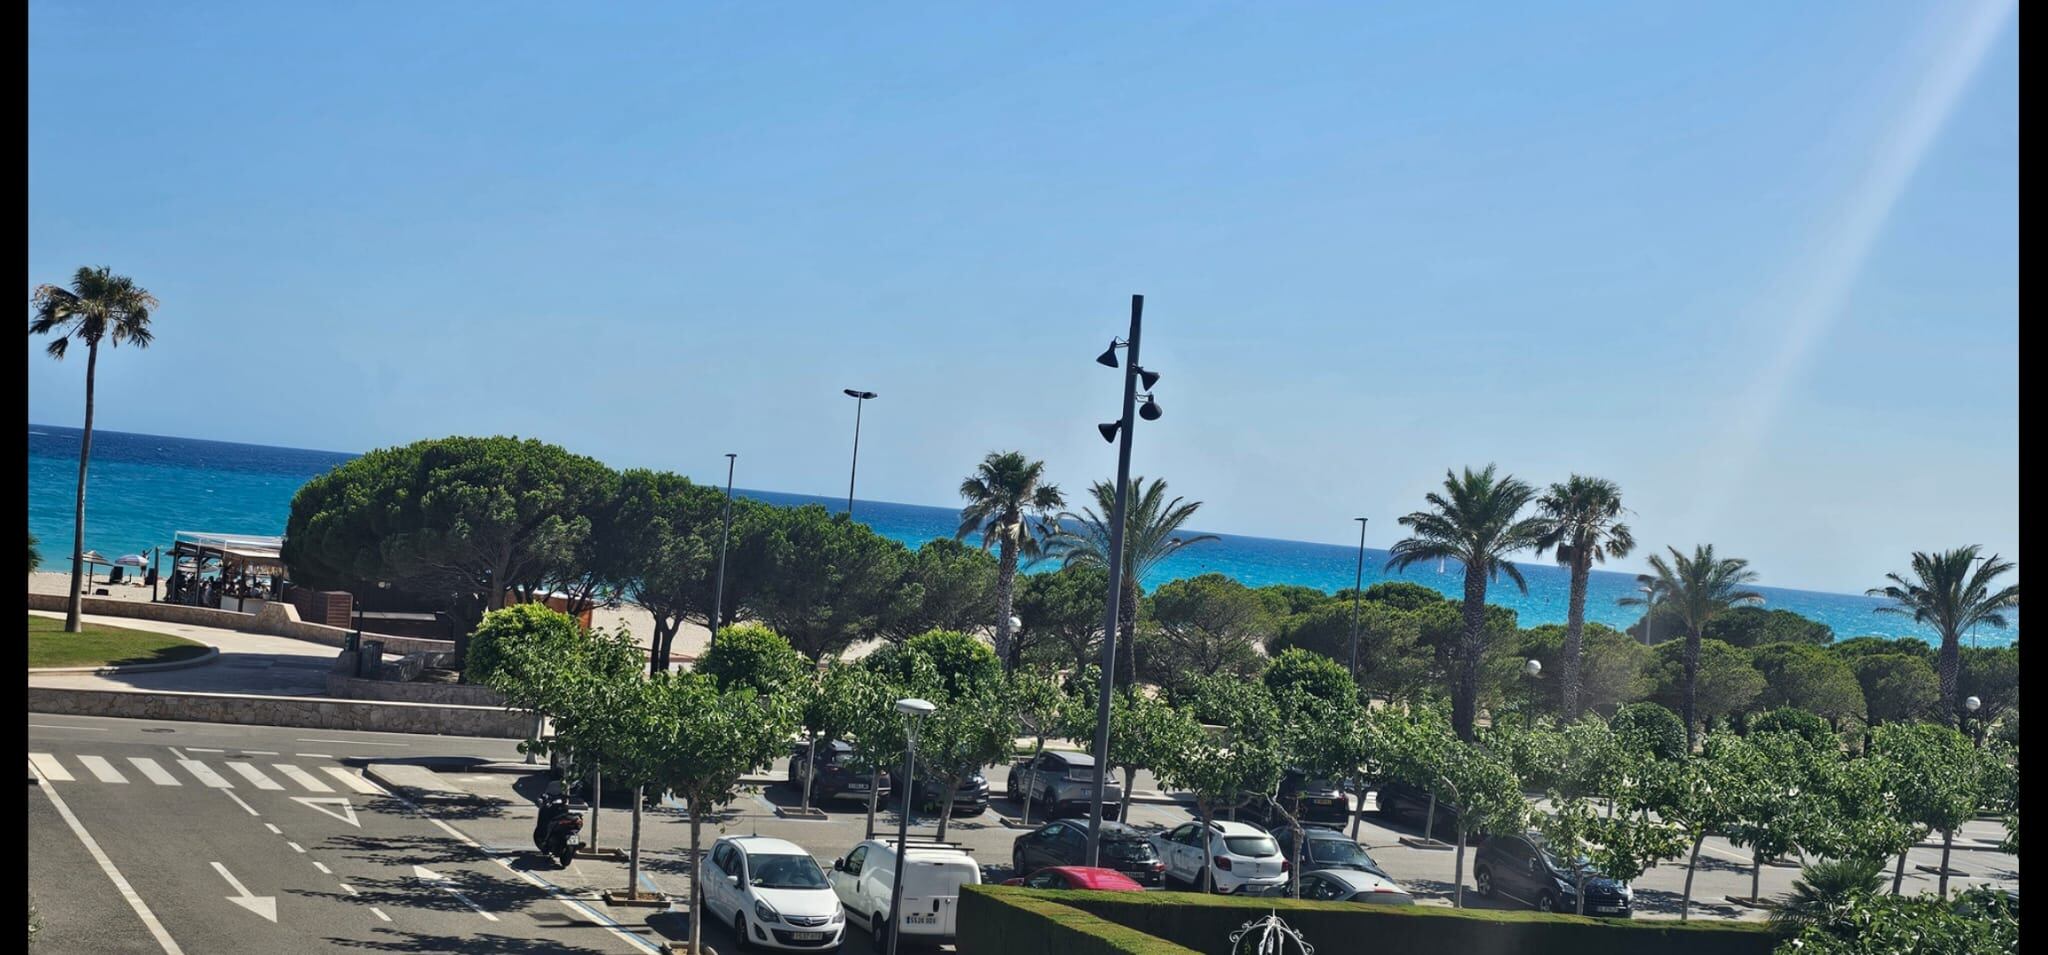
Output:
[
  {"xmin": 1362, "ymin": 580, "xmax": 1452, "ymax": 612},
  {"xmin": 1747, "ymin": 707, "xmax": 1833, "ymax": 747},
  {"xmin": 698, "ymin": 622, "xmax": 805, "ymax": 698},
  {"xmin": 958, "ymin": 886, "xmax": 1198, "ymax": 955},
  {"xmin": 1611, "ymin": 703, "xmax": 1688, "ymax": 760}
]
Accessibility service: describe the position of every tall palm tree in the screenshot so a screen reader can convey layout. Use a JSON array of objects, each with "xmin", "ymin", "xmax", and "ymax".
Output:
[
  {"xmin": 1622, "ymin": 545, "xmax": 1762, "ymax": 748},
  {"xmin": 1534, "ymin": 475, "xmax": 1635, "ymax": 720},
  {"xmin": 1385, "ymin": 465, "xmax": 1547, "ymax": 741},
  {"xmin": 1866, "ymin": 547, "xmax": 2018, "ymax": 727},
  {"xmin": 956, "ymin": 451, "xmax": 1065, "ymax": 672},
  {"xmin": 30, "ymin": 267, "xmax": 159, "ymax": 633},
  {"xmin": 1043, "ymin": 476, "xmax": 1217, "ymax": 686}
]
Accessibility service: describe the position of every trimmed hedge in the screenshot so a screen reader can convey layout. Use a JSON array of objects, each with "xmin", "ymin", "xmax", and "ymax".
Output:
[
  {"xmin": 960, "ymin": 886, "xmax": 1201, "ymax": 954},
  {"xmin": 977, "ymin": 886, "xmax": 1779, "ymax": 955}
]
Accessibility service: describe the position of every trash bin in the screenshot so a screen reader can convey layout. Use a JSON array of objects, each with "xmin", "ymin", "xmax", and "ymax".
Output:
[{"xmin": 359, "ymin": 640, "xmax": 385, "ymax": 679}]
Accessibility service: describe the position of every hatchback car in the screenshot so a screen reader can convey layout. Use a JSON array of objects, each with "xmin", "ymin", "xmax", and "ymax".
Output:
[
  {"xmin": 1012, "ymin": 819, "xmax": 1166, "ymax": 887},
  {"xmin": 1249, "ymin": 769, "xmax": 1351, "ymax": 827},
  {"xmin": 1474, "ymin": 831, "xmax": 1632, "ymax": 917},
  {"xmin": 913, "ymin": 769, "xmax": 990, "ymax": 816},
  {"xmin": 1151, "ymin": 820, "xmax": 1288, "ymax": 895},
  {"xmin": 701, "ymin": 835, "xmax": 846, "ymax": 950},
  {"xmin": 1001, "ymin": 866, "xmax": 1147, "ymax": 892}
]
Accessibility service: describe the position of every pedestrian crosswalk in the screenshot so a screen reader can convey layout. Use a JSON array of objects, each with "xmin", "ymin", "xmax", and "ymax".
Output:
[{"xmin": 29, "ymin": 752, "xmax": 386, "ymax": 796}]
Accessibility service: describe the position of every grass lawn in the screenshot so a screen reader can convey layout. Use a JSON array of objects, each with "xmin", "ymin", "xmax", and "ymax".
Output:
[{"xmin": 27, "ymin": 614, "xmax": 211, "ymax": 669}]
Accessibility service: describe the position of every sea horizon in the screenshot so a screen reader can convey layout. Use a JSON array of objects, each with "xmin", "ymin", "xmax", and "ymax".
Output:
[{"xmin": 26, "ymin": 423, "xmax": 2018, "ymax": 648}]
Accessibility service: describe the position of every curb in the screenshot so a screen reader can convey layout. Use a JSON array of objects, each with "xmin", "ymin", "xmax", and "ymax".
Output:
[
  {"xmin": 27, "ymin": 646, "xmax": 220, "ymax": 675},
  {"xmin": 1398, "ymin": 837, "xmax": 1454, "ymax": 851}
]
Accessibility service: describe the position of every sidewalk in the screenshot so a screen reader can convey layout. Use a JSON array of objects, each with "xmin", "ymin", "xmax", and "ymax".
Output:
[{"xmin": 29, "ymin": 609, "xmax": 340, "ymax": 696}]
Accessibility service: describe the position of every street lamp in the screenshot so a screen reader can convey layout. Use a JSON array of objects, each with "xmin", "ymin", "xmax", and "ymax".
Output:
[
  {"xmin": 1524, "ymin": 659, "xmax": 1543, "ymax": 678},
  {"xmin": 886, "ymin": 697, "xmax": 936, "ymax": 955},
  {"xmin": 843, "ymin": 389, "xmax": 879, "ymax": 518},
  {"xmin": 709, "ymin": 453, "xmax": 737, "ymax": 649},
  {"xmin": 1347, "ymin": 518, "xmax": 1369, "ymax": 679},
  {"xmin": 1085, "ymin": 294, "xmax": 1164, "ymax": 869}
]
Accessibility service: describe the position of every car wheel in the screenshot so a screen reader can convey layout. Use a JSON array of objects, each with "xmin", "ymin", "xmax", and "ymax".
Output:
[
  {"xmin": 871, "ymin": 912, "xmax": 889, "ymax": 950},
  {"xmin": 1475, "ymin": 867, "xmax": 1493, "ymax": 898},
  {"xmin": 733, "ymin": 913, "xmax": 752, "ymax": 952},
  {"xmin": 1194, "ymin": 869, "xmax": 1212, "ymax": 893},
  {"xmin": 1538, "ymin": 892, "xmax": 1559, "ymax": 913}
]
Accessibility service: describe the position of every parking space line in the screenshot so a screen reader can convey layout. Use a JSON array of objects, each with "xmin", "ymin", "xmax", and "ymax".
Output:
[{"xmin": 30, "ymin": 761, "xmax": 186, "ymax": 954}]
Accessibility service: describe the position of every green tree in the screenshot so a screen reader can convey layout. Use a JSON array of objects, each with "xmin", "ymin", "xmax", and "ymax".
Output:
[
  {"xmin": 1829, "ymin": 635, "xmax": 1937, "ymax": 663},
  {"xmin": 1044, "ymin": 476, "xmax": 1219, "ymax": 687},
  {"xmin": 1006, "ymin": 669, "xmax": 1072, "ymax": 826},
  {"xmin": 1624, "ymin": 545, "xmax": 1765, "ymax": 748},
  {"xmin": 1748, "ymin": 707, "xmax": 1834, "ymax": 747},
  {"xmin": 809, "ymin": 661, "xmax": 908, "ymax": 839},
  {"xmin": 1869, "ymin": 722, "xmax": 1984, "ymax": 899},
  {"xmin": 1146, "ymin": 573, "xmax": 1272, "ymax": 688},
  {"xmin": 1154, "ymin": 677, "xmax": 1285, "ymax": 892},
  {"xmin": 1867, "ymin": 547, "xmax": 2018, "ymax": 727},
  {"xmin": 1956, "ymin": 645, "xmax": 2019, "ymax": 743},
  {"xmin": 1519, "ymin": 623, "xmax": 1652, "ymax": 717},
  {"xmin": 955, "ymin": 451, "xmax": 1065, "ymax": 671},
  {"xmin": 1704, "ymin": 606, "xmax": 1835, "ymax": 648},
  {"xmin": 697, "ymin": 622, "xmax": 806, "ymax": 700},
  {"xmin": 1434, "ymin": 734, "xmax": 1527, "ymax": 908},
  {"xmin": 1851, "ymin": 654, "xmax": 1939, "ymax": 728},
  {"xmin": 1013, "ymin": 564, "xmax": 1108, "ymax": 674},
  {"xmin": 1068, "ymin": 675, "xmax": 1200, "ymax": 824},
  {"xmin": 744, "ymin": 504, "xmax": 920, "ymax": 660},
  {"xmin": 1533, "ymin": 475, "xmax": 1636, "ymax": 720},
  {"xmin": 888, "ymin": 538, "xmax": 999, "ymax": 643},
  {"xmin": 1611, "ymin": 702, "xmax": 1688, "ymax": 761},
  {"xmin": 1752, "ymin": 643, "xmax": 1866, "ymax": 726},
  {"xmin": 1361, "ymin": 580, "xmax": 1453, "ymax": 612},
  {"xmin": 905, "ymin": 679, "xmax": 1015, "ymax": 841},
  {"xmin": 1262, "ymin": 649, "xmax": 1357, "ymax": 709},
  {"xmin": 1722, "ymin": 730, "xmax": 1834, "ymax": 903},
  {"xmin": 1267, "ymin": 600, "xmax": 1429, "ymax": 702},
  {"xmin": 1266, "ymin": 688, "xmax": 1368, "ymax": 898},
  {"xmin": 1650, "ymin": 638, "xmax": 1764, "ymax": 736},
  {"xmin": 1386, "ymin": 465, "xmax": 1548, "ymax": 741},
  {"xmin": 602, "ymin": 468, "xmax": 730, "ymax": 673},
  {"xmin": 1779, "ymin": 885, "xmax": 2018, "ymax": 955},
  {"xmin": 1255, "ymin": 584, "xmax": 1335, "ymax": 617},
  {"xmin": 862, "ymin": 629, "xmax": 1001, "ymax": 699},
  {"xmin": 1643, "ymin": 733, "xmax": 1748, "ymax": 920},
  {"xmin": 29, "ymin": 266, "xmax": 159, "ymax": 633}
]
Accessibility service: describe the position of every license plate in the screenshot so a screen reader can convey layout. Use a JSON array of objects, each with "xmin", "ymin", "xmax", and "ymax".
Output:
[
  {"xmin": 791, "ymin": 932, "xmax": 823, "ymax": 940},
  {"xmin": 1311, "ymin": 798, "xmax": 1334, "ymax": 805},
  {"xmin": 907, "ymin": 914, "xmax": 936, "ymax": 925},
  {"xmin": 849, "ymin": 783, "xmax": 868, "ymax": 790},
  {"xmin": 1596, "ymin": 906, "xmax": 1622, "ymax": 914}
]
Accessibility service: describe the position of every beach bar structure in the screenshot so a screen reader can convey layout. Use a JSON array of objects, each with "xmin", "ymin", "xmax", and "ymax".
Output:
[{"xmin": 167, "ymin": 530, "xmax": 288, "ymax": 612}]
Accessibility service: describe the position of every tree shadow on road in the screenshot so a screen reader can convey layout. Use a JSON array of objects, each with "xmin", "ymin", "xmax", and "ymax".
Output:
[{"xmin": 324, "ymin": 927, "xmax": 646, "ymax": 953}]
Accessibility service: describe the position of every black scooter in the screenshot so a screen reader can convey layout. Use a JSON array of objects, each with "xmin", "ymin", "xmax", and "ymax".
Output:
[{"xmin": 533, "ymin": 793, "xmax": 584, "ymax": 868}]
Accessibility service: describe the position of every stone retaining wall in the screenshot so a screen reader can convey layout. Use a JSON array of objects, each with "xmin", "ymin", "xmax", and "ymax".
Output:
[
  {"xmin": 325, "ymin": 673, "xmax": 507, "ymax": 707},
  {"xmin": 26, "ymin": 686, "xmax": 527, "ymax": 738},
  {"xmin": 28, "ymin": 592, "xmax": 454, "ymax": 655}
]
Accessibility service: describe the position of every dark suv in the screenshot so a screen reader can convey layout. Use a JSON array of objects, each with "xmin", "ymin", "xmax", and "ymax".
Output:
[
  {"xmin": 1372, "ymin": 777, "xmax": 1466, "ymax": 839},
  {"xmin": 1474, "ymin": 831, "xmax": 1632, "ymax": 917},
  {"xmin": 1011, "ymin": 819, "xmax": 1165, "ymax": 887},
  {"xmin": 914, "ymin": 769, "xmax": 990, "ymax": 815},
  {"xmin": 787, "ymin": 739, "xmax": 892, "ymax": 804},
  {"xmin": 1248, "ymin": 770, "xmax": 1351, "ymax": 827}
]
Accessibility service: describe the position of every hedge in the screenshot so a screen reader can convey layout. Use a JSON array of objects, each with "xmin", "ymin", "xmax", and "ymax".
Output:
[
  {"xmin": 959, "ymin": 886, "xmax": 1201, "ymax": 955},
  {"xmin": 980, "ymin": 886, "xmax": 1780, "ymax": 955}
]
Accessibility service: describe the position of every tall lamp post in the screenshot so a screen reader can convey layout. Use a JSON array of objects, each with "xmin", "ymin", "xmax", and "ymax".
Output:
[
  {"xmin": 1347, "ymin": 518, "xmax": 1369, "ymax": 679},
  {"xmin": 1085, "ymin": 294, "xmax": 1165, "ymax": 868},
  {"xmin": 843, "ymin": 389, "xmax": 878, "ymax": 518},
  {"xmin": 1966, "ymin": 696, "xmax": 1983, "ymax": 747},
  {"xmin": 886, "ymin": 697, "xmax": 936, "ymax": 955},
  {"xmin": 709, "ymin": 453, "xmax": 737, "ymax": 647}
]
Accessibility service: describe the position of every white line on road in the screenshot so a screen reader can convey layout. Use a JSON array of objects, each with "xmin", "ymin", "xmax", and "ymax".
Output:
[
  {"xmin": 212, "ymin": 862, "xmax": 279, "ymax": 923},
  {"xmin": 265, "ymin": 824, "xmax": 282, "ymax": 835},
  {"xmin": 227, "ymin": 762, "xmax": 286, "ymax": 791},
  {"xmin": 177, "ymin": 759, "xmax": 233, "ymax": 788},
  {"xmin": 29, "ymin": 723, "xmax": 106, "ymax": 730},
  {"xmin": 339, "ymin": 883, "xmax": 359, "ymax": 897},
  {"xmin": 127, "ymin": 757, "xmax": 181, "ymax": 786},
  {"xmin": 370, "ymin": 907, "xmax": 391, "ymax": 922},
  {"xmin": 288, "ymin": 842, "xmax": 305, "ymax": 854},
  {"xmin": 272, "ymin": 765, "xmax": 334, "ymax": 792},
  {"xmin": 187, "ymin": 748, "xmax": 225, "ymax": 753},
  {"xmin": 298, "ymin": 738, "xmax": 410, "ymax": 747},
  {"xmin": 320, "ymin": 767, "xmax": 386, "ymax": 795},
  {"xmin": 313, "ymin": 862, "xmax": 332, "ymax": 875},
  {"xmin": 166, "ymin": 746, "xmax": 188, "ymax": 760},
  {"xmin": 28, "ymin": 753, "xmax": 74, "ymax": 782},
  {"xmin": 239, "ymin": 751, "xmax": 280, "ymax": 756},
  {"xmin": 31, "ymin": 761, "xmax": 187, "ymax": 954},
  {"xmin": 76, "ymin": 755, "xmax": 129, "ymax": 784},
  {"xmin": 297, "ymin": 753, "xmax": 334, "ymax": 759},
  {"xmin": 413, "ymin": 869, "xmax": 498, "ymax": 923},
  {"xmin": 223, "ymin": 791, "xmax": 261, "ymax": 817}
]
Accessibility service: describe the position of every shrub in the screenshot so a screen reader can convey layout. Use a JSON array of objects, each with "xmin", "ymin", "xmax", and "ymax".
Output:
[
  {"xmin": 1611, "ymin": 703, "xmax": 1688, "ymax": 760},
  {"xmin": 697, "ymin": 622, "xmax": 805, "ymax": 698},
  {"xmin": 1747, "ymin": 707, "xmax": 1833, "ymax": 747}
]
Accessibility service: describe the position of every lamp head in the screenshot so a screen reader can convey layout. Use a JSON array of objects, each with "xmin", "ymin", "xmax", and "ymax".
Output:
[
  {"xmin": 1967, "ymin": 696, "xmax": 1982, "ymax": 712},
  {"xmin": 1138, "ymin": 395, "xmax": 1162, "ymax": 421},
  {"xmin": 1098, "ymin": 421, "xmax": 1121, "ymax": 443},
  {"xmin": 843, "ymin": 389, "xmax": 878, "ymax": 400},
  {"xmin": 1096, "ymin": 341, "xmax": 1121, "ymax": 368},
  {"xmin": 1008, "ymin": 615, "xmax": 1023, "ymax": 631},
  {"xmin": 896, "ymin": 697, "xmax": 937, "ymax": 718},
  {"xmin": 1136, "ymin": 367, "xmax": 1161, "ymax": 390},
  {"xmin": 1523, "ymin": 659, "xmax": 1542, "ymax": 677}
]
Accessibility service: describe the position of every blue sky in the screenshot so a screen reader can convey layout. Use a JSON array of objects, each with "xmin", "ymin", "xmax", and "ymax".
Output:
[{"xmin": 27, "ymin": 1, "xmax": 2016, "ymax": 595}]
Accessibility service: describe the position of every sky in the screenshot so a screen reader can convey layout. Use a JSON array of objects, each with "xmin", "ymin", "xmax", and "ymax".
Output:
[{"xmin": 27, "ymin": 1, "xmax": 2017, "ymax": 596}]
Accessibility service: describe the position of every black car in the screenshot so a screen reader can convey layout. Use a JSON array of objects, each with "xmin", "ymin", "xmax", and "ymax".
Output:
[
  {"xmin": 1248, "ymin": 770, "xmax": 1351, "ymax": 827},
  {"xmin": 1473, "ymin": 831, "xmax": 1632, "ymax": 917},
  {"xmin": 1372, "ymin": 777, "xmax": 1466, "ymax": 839},
  {"xmin": 914, "ymin": 769, "xmax": 990, "ymax": 815},
  {"xmin": 787, "ymin": 739, "xmax": 892, "ymax": 804},
  {"xmin": 1011, "ymin": 819, "xmax": 1166, "ymax": 887}
]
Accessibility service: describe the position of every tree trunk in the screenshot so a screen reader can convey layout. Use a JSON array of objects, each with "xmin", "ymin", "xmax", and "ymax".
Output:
[
  {"xmin": 628, "ymin": 787, "xmax": 644, "ymax": 896},
  {"xmin": 1680, "ymin": 833, "xmax": 1705, "ymax": 921},
  {"xmin": 1453, "ymin": 825, "xmax": 1467, "ymax": 908},
  {"xmin": 1118, "ymin": 578, "xmax": 1140, "ymax": 688},
  {"xmin": 995, "ymin": 537, "xmax": 1019, "ymax": 672},
  {"xmin": 1937, "ymin": 636, "xmax": 1961, "ymax": 730},
  {"xmin": 1452, "ymin": 564, "xmax": 1488, "ymax": 742},
  {"xmin": 1893, "ymin": 848, "xmax": 1907, "ymax": 895},
  {"xmin": 1750, "ymin": 851, "xmax": 1761, "ymax": 904},
  {"xmin": 589, "ymin": 765, "xmax": 603, "ymax": 851},
  {"xmin": 800, "ymin": 732, "xmax": 819, "ymax": 813},
  {"xmin": 65, "ymin": 340, "xmax": 100, "ymax": 633},
  {"xmin": 1120, "ymin": 767, "xmax": 1135, "ymax": 823},
  {"xmin": 1197, "ymin": 806, "xmax": 1218, "ymax": 892},
  {"xmin": 1939, "ymin": 829, "xmax": 1954, "ymax": 899},
  {"xmin": 865, "ymin": 767, "xmax": 881, "ymax": 840},
  {"xmin": 688, "ymin": 811, "xmax": 704, "ymax": 955},
  {"xmin": 1576, "ymin": 867, "xmax": 1587, "ymax": 915},
  {"xmin": 1562, "ymin": 550, "xmax": 1591, "ymax": 720},
  {"xmin": 937, "ymin": 788, "xmax": 956, "ymax": 842},
  {"xmin": 1290, "ymin": 810, "xmax": 1305, "ymax": 899},
  {"xmin": 1350, "ymin": 785, "xmax": 1365, "ymax": 841},
  {"xmin": 1682, "ymin": 629, "xmax": 1703, "ymax": 751},
  {"xmin": 1425, "ymin": 790, "xmax": 1439, "ymax": 843}
]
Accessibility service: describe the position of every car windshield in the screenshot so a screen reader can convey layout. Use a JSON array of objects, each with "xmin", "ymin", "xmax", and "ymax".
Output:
[
  {"xmin": 1307, "ymin": 840, "xmax": 1384, "ymax": 873},
  {"xmin": 1224, "ymin": 836, "xmax": 1279, "ymax": 857},
  {"xmin": 749, "ymin": 854, "xmax": 829, "ymax": 890},
  {"xmin": 1101, "ymin": 838, "xmax": 1156, "ymax": 861}
]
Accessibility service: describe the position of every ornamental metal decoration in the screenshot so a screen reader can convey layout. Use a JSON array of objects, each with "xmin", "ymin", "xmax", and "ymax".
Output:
[{"xmin": 1229, "ymin": 910, "xmax": 1313, "ymax": 955}]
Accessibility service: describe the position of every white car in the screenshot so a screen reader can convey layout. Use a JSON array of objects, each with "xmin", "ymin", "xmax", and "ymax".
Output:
[
  {"xmin": 1151, "ymin": 820, "xmax": 1288, "ymax": 895},
  {"xmin": 701, "ymin": 836, "xmax": 846, "ymax": 951},
  {"xmin": 827, "ymin": 839, "xmax": 980, "ymax": 948}
]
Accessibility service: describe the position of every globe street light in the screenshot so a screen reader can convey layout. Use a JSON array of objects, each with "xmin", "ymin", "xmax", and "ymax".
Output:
[
  {"xmin": 1524, "ymin": 659, "xmax": 1542, "ymax": 678},
  {"xmin": 843, "ymin": 389, "xmax": 879, "ymax": 518},
  {"xmin": 886, "ymin": 697, "xmax": 936, "ymax": 955},
  {"xmin": 1967, "ymin": 696, "xmax": 1984, "ymax": 747}
]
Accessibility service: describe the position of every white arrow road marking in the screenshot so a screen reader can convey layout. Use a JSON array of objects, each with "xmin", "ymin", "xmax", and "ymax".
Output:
[
  {"xmin": 412, "ymin": 865, "xmax": 500, "ymax": 921},
  {"xmin": 32, "ymin": 760, "xmax": 185, "ymax": 954},
  {"xmin": 211, "ymin": 862, "xmax": 278, "ymax": 923},
  {"xmin": 293, "ymin": 797, "xmax": 361, "ymax": 828}
]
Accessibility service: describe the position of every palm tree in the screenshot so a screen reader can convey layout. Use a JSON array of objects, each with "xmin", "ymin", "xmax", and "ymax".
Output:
[
  {"xmin": 1768, "ymin": 857, "xmax": 1884, "ymax": 933},
  {"xmin": 1043, "ymin": 477, "xmax": 1217, "ymax": 686},
  {"xmin": 1385, "ymin": 465, "xmax": 1547, "ymax": 741},
  {"xmin": 1622, "ymin": 545, "xmax": 1762, "ymax": 748},
  {"xmin": 1866, "ymin": 547, "xmax": 2018, "ymax": 727},
  {"xmin": 30, "ymin": 267, "xmax": 159, "ymax": 633},
  {"xmin": 956, "ymin": 451, "xmax": 1065, "ymax": 672},
  {"xmin": 1534, "ymin": 475, "xmax": 1635, "ymax": 720}
]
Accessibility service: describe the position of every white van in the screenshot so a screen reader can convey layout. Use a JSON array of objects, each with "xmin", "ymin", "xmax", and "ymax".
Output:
[{"xmin": 827, "ymin": 839, "xmax": 980, "ymax": 948}]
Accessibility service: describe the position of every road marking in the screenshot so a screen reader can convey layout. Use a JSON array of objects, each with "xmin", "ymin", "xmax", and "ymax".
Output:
[
  {"xmin": 297, "ymin": 753, "xmax": 334, "ymax": 759},
  {"xmin": 293, "ymin": 797, "xmax": 362, "ymax": 828},
  {"xmin": 370, "ymin": 907, "xmax": 391, "ymax": 922},
  {"xmin": 211, "ymin": 862, "xmax": 279, "ymax": 923},
  {"xmin": 28, "ymin": 753, "xmax": 74, "ymax": 782},
  {"xmin": 76, "ymin": 755, "xmax": 129, "ymax": 784},
  {"xmin": 30, "ymin": 761, "xmax": 187, "ymax": 954},
  {"xmin": 224, "ymin": 791, "xmax": 261, "ymax": 817},
  {"xmin": 227, "ymin": 762, "xmax": 286, "ymax": 791},
  {"xmin": 29, "ymin": 723, "xmax": 106, "ymax": 730},
  {"xmin": 320, "ymin": 767, "xmax": 386, "ymax": 794},
  {"xmin": 239, "ymin": 750, "xmax": 280, "ymax": 756},
  {"xmin": 288, "ymin": 842, "xmax": 306, "ymax": 854},
  {"xmin": 313, "ymin": 862, "xmax": 332, "ymax": 875},
  {"xmin": 127, "ymin": 757, "xmax": 181, "ymax": 786},
  {"xmin": 412, "ymin": 866, "xmax": 498, "ymax": 921},
  {"xmin": 298, "ymin": 738, "xmax": 410, "ymax": 747},
  {"xmin": 178, "ymin": 759, "xmax": 233, "ymax": 788},
  {"xmin": 339, "ymin": 883, "xmax": 359, "ymax": 896},
  {"xmin": 272, "ymin": 764, "xmax": 334, "ymax": 792},
  {"xmin": 166, "ymin": 747, "xmax": 189, "ymax": 760},
  {"xmin": 187, "ymin": 748, "xmax": 225, "ymax": 753},
  {"xmin": 265, "ymin": 824, "xmax": 282, "ymax": 835}
]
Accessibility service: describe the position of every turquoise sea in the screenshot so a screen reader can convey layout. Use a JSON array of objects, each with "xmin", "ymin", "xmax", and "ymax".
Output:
[{"xmin": 26, "ymin": 425, "xmax": 2016, "ymax": 648}]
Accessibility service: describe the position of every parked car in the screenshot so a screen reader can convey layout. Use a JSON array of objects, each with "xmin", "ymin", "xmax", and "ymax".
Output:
[
  {"xmin": 827, "ymin": 839, "xmax": 981, "ymax": 949},
  {"xmin": 788, "ymin": 739, "xmax": 892, "ymax": 804},
  {"xmin": 701, "ymin": 836, "xmax": 847, "ymax": 950},
  {"xmin": 1151, "ymin": 820, "xmax": 1288, "ymax": 895},
  {"xmin": 1006, "ymin": 750, "xmax": 1124, "ymax": 819},
  {"xmin": 1247, "ymin": 769, "xmax": 1351, "ymax": 827},
  {"xmin": 1372, "ymin": 777, "xmax": 1467, "ymax": 839},
  {"xmin": 1269, "ymin": 826, "xmax": 1412, "ymax": 903},
  {"xmin": 913, "ymin": 769, "xmax": 990, "ymax": 816},
  {"xmin": 1473, "ymin": 831, "xmax": 1633, "ymax": 917},
  {"xmin": 1011, "ymin": 818, "xmax": 1166, "ymax": 887},
  {"xmin": 1295, "ymin": 868, "xmax": 1418, "ymax": 905},
  {"xmin": 1001, "ymin": 866, "xmax": 1147, "ymax": 891}
]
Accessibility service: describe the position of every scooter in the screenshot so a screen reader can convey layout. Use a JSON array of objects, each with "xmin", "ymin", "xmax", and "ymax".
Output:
[{"xmin": 533, "ymin": 793, "xmax": 584, "ymax": 868}]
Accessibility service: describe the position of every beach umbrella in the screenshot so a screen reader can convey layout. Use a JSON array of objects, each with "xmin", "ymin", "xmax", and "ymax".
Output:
[
  {"xmin": 81, "ymin": 550, "xmax": 110, "ymax": 566},
  {"xmin": 116, "ymin": 554, "xmax": 147, "ymax": 567}
]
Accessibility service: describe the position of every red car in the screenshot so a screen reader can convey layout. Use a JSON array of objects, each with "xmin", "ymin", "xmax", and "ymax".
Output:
[{"xmin": 1002, "ymin": 866, "xmax": 1146, "ymax": 892}]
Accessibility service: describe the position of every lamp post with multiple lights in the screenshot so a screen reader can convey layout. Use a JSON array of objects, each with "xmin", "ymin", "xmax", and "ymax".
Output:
[
  {"xmin": 1084, "ymin": 294, "xmax": 1163, "ymax": 868},
  {"xmin": 885, "ymin": 697, "xmax": 936, "ymax": 955},
  {"xmin": 843, "ymin": 389, "xmax": 878, "ymax": 518},
  {"xmin": 709, "ymin": 453, "xmax": 737, "ymax": 649},
  {"xmin": 1347, "ymin": 517, "xmax": 1369, "ymax": 679}
]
